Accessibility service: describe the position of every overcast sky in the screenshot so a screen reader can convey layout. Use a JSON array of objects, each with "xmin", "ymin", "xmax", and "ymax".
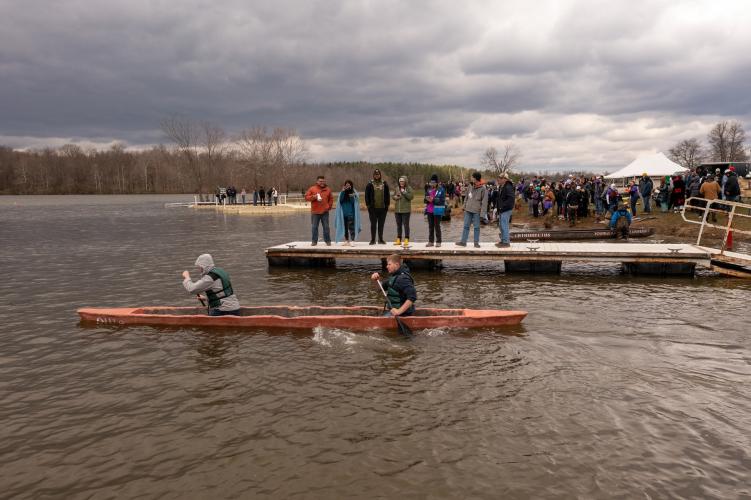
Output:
[{"xmin": 1, "ymin": 0, "xmax": 750, "ymax": 171}]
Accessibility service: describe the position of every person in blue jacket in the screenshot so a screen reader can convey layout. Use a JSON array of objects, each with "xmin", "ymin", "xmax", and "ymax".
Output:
[
  {"xmin": 334, "ymin": 180, "xmax": 362, "ymax": 245},
  {"xmin": 610, "ymin": 203, "xmax": 632, "ymax": 240}
]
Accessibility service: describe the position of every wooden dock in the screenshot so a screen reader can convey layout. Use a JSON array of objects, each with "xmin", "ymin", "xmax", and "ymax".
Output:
[{"xmin": 266, "ymin": 241, "xmax": 720, "ymax": 276}]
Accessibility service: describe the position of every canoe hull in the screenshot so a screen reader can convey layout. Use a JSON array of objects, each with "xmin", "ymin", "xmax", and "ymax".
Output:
[
  {"xmin": 77, "ymin": 305, "xmax": 527, "ymax": 330},
  {"xmin": 510, "ymin": 227, "xmax": 654, "ymax": 241}
]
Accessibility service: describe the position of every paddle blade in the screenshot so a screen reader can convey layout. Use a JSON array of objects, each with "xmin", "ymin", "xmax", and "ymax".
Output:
[{"xmin": 395, "ymin": 316, "xmax": 413, "ymax": 337}]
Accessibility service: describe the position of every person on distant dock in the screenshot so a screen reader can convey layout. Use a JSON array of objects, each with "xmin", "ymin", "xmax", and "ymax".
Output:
[
  {"xmin": 370, "ymin": 254, "xmax": 417, "ymax": 317},
  {"xmin": 258, "ymin": 186, "xmax": 266, "ymax": 206},
  {"xmin": 334, "ymin": 180, "xmax": 361, "ymax": 246},
  {"xmin": 182, "ymin": 254, "xmax": 240, "ymax": 316},
  {"xmin": 456, "ymin": 171, "xmax": 487, "ymax": 248},
  {"xmin": 609, "ymin": 203, "xmax": 632, "ymax": 240},
  {"xmin": 392, "ymin": 176, "xmax": 414, "ymax": 247},
  {"xmin": 365, "ymin": 169, "xmax": 390, "ymax": 245},
  {"xmin": 305, "ymin": 175, "xmax": 334, "ymax": 246}
]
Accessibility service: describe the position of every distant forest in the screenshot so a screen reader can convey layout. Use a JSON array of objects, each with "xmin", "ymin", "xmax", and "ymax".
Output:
[
  {"xmin": 2, "ymin": 118, "xmax": 746, "ymax": 195},
  {"xmin": 0, "ymin": 144, "xmax": 474, "ymax": 195}
]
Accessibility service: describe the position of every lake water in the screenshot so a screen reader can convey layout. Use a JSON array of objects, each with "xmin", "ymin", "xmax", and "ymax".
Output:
[{"xmin": 1, "ymin": 195, "xmax": 749, "ymax": 499}]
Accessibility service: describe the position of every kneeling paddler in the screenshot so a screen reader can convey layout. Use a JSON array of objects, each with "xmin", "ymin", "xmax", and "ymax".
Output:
[
  {"xmin": 182, "ymin": 253, "xmax": 241, "ymax": 316},
  {"xmin": 370, "ymin": 254, "xmax": 417, "ymax": 317}
]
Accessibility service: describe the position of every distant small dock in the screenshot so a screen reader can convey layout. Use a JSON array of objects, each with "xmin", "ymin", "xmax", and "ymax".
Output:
[{"xmin": 265, "ymin": 241, "xmax": 728, "ymax": 276}]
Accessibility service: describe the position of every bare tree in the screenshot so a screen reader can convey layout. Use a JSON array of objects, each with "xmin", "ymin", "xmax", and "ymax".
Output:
[
  {"xmin": 200, "ymin": 120, "xmax": 227, "ymax": 184},
  {"xmin": 161, "ymin": 115, "xmax": 202, "ymax": 192},
  {"xmin": 707, "ymin": 120, "xmax": 749, "ymax": 162},
  {"xmin": 481, "ymin": 143, "xmax": 521, "ymax": 176},
  {"xmin": 272, "ymin": 128, "xmax": 308, "ymax": 192},
  {"xmin": 669, "ymin": 138, "xmax": 705, "ymax": 170}
]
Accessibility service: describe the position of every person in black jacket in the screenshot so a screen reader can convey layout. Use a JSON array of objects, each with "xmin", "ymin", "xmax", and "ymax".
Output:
[
  {"xmin": 495, "ymin": 173, "xmax": 515, "ymax": 247},
  {"xmin": 724, "ymin": 167, "xmax": 741, "ymax": 202},
  {"xmin": 370, "ymin": 254, "xmax": 417, "ymax": 317},
  {"xmin": 566, "ymin": 186, "xmax": 582, "ymax": 226},
  {"xmin": 364, "ymin": 169, "xmax": 390, "ymax": 244}
]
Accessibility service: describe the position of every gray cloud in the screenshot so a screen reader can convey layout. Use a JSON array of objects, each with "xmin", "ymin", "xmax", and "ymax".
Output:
[{"xmin": 1, "ymin": 0, "xmax": 750, "ymax": 170}]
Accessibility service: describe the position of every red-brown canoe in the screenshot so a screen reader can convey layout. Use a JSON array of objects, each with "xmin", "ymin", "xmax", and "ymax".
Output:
[{"xmin": 77, "ymin": 305, "xmax": 527, "ymax": 330}]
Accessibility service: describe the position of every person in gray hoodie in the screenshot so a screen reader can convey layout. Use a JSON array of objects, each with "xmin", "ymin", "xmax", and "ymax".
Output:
[
  {"xmin": 456, "ymin": 172, "xmax": 488, "ymax": 248},
  {"xmin": 182, "ymin": 254, "xmax": 241, "ymax": 316}
]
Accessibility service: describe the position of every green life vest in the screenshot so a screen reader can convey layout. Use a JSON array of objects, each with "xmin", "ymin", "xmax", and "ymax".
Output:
[
  {"xmin": 206, "ymin": 267, "xmax": 234, "ymax": 308},
  {"xmin": 386, "ymin": 274, "xmax": 404, "ymax": 309}
]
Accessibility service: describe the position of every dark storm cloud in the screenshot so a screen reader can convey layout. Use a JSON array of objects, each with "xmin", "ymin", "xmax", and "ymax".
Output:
[{"xmin": 1, "ymin": 0, "xmax": 749, "ymax": 168}]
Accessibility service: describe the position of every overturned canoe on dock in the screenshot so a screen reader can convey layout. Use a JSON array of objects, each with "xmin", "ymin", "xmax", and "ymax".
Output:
[
  {"xmin": 78, "ymin": 305, "xmax": 527, "ymax": 330},
  {"xmin": 510, "ymin": 227, "xmax": 654, "ymax": 241}
]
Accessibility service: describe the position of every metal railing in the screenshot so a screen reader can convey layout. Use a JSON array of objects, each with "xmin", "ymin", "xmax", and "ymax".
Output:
[{"xmin": 681, "ymin": 197, "xmax": 751, "ymax": 253}]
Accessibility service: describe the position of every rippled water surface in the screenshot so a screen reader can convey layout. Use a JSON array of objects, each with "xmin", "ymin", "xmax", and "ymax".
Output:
[{"xmin": 1, "ymin": 195, "xmax": 749, "ymax": 499}]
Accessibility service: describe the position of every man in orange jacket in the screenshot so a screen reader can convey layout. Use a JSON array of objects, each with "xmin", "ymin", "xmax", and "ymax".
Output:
[{"xmin": 305, "ymin": 175, "xmax": 334, "ymax": 246}]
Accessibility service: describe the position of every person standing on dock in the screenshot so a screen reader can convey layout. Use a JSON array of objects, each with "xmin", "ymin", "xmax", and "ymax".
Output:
[
  {"xmin": 425, "ymin": 173, "xmax": 446, "ymax": 247},
  {"xmin": 258, "ymin": 186, "xmax": 266, "ymax": 206},
  {"xmin": 370, "ymin": 254, "xmax": 417, "ymax": 317},
  {"xmin": 182, "ymin": 254, "xmax": 241, "ymax": 316},
  {"xmin": 305, "ymin": 176, "xmax": 334, "ymax": 246},
  {"xmin": 392, "ymin": 176, "xmax": 414, "ymax": 247},
  {"xmin": 365, "ymin": 169, "xmax": 391, "ymax": 245},
  {"xmin": 456, "ymin": 172, "xmax": 488, "ymax": 248},
  {"xmin": 495, "ymin": 173, "xmax": 515, "ymax": 248},
  {"xmin": 334, "ymin": 180, "xmax": 361, "ymax": 246}
]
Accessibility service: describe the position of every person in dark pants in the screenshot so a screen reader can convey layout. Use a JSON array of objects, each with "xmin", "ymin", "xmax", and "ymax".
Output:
[
  {"xmin": 425, "ymin": 173, "xmax": 446, "ymax": 247},
  {"xmin": 364, "ymin": 168, "xmax": 390, "ymax": 244},
  {"xmin": 304, "ymin": 176, "xmax": 334, "ymax": 246}
]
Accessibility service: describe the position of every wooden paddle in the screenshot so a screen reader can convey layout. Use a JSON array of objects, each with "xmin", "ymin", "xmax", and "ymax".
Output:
[{"xmin": 376, "ymin": 280, "xmax": 413, "ymax": 338}]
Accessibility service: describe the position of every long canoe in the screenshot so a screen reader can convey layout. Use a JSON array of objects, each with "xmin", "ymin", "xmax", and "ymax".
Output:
[
  {"xmin": 510, "ymin": 226, "xmax": 654, "ymax": 241},
  {"xmin": 77, "ymin": 305, "xmax": 527, "ymax": 330}
]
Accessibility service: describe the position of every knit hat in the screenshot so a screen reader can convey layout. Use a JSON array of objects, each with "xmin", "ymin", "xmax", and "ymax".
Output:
[
  {"xmin": 430, "ymin": 173, "xmax": 438, "ymax": 183},
  {"xmin": 398, "ymin": 175, "xmax": 407, "ymax": 183},
  {"xmin": 728, "ymin": 166, "xmax": 735, "ymax": 172}
]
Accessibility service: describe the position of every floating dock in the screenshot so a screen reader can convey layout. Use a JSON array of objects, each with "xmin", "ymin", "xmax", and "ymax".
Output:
[{"xmin": 265, "ymin": 241, "xmax": 728, "ymax": 276}]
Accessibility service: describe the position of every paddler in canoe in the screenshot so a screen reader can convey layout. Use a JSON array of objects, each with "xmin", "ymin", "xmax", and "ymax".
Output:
[
  {"xmin": 181, "ymin": 254, "xmax": 241, "ymax": 316},
  {"xmin": 370, "ymin": 254, "xmax": 417, "ymax": 317}
]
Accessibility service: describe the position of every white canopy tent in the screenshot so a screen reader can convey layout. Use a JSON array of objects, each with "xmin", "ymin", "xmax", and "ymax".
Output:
[{"xmin": 604, "ymin": 152, "xmax": 687, "ymax": 179}]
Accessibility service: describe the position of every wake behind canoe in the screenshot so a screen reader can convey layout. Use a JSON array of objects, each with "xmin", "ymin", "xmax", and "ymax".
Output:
[{"xmin": 77, "ymin": 305, "xmax": 527, "ymax": 330}]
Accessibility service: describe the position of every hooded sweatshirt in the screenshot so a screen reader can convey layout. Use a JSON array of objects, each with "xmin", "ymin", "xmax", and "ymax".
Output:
[{"xmin": 183, "ymin": 254, "xmax": 240, "ymax": 311}]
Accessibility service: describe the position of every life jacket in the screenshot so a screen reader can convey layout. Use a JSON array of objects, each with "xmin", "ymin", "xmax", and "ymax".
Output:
[
  {"xmin": 205, "ymin": 267, "xmax": 234, "ymax": 308},
  {"xmin": 386, "ymin": 270, "xmax": 413, "ymax": 309}
]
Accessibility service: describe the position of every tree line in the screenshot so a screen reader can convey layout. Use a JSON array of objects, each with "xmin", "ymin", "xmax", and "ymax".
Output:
[
  {"xmin": 669, "ymin": 120, "xmax": 749, "ymax": 170},
  {"xmin": 1, "ymin": 117, "xmax": 746, "ymax": 195},
  {"xmin": 0, "ymin": 116, "xmax": 473, "ymax": 195}
]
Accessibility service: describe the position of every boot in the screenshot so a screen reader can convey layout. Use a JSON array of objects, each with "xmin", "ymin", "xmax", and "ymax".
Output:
[
  {"xmin": 394, "ymin": 238, "xmax": 401, "ymax": 245},
  {"xmin": 402, "ymin": 238, "xmax": 409, "ymax": 247}
]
